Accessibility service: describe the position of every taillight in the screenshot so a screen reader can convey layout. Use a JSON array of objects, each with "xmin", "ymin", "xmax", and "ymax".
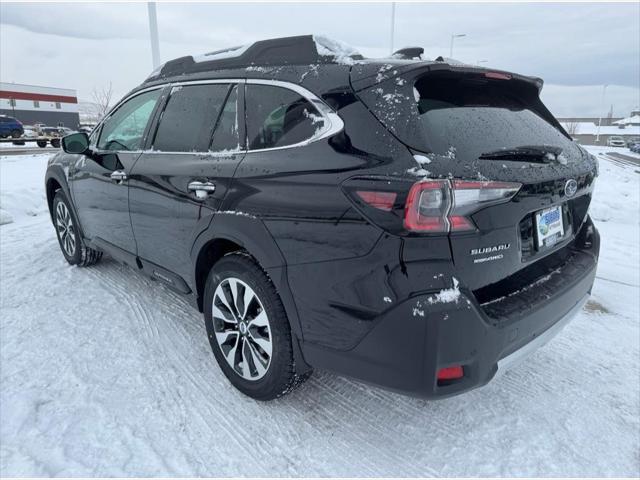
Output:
[
  {"xmin": 404, "ymin": 179, "xmax": 521, "ymax": 233},
  {"xmin": 404, "ymin": 180, "xmax": 450, "ymax": 232},
  {"xmin": 355, "ymin": 190, "xmax": 397, "ymax": 212}
]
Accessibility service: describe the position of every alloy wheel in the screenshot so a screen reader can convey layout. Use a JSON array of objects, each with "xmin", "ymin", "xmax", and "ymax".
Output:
[
  {"xmin": 55, "ymin": 201, "xmax": 76, "ymax": 257},
  {"xmin": 212, "ymin": 277, "xmax": 273, "ymax": 381}
]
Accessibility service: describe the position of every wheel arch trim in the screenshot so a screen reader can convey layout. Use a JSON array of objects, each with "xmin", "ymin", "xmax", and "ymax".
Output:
[
  {"xmin": 191, "ymin": 213, "xmax": 304, "ymax": 341},
  {"xmin": 45, "ymin": 166, "xmax": 86, "ymax": 239}
]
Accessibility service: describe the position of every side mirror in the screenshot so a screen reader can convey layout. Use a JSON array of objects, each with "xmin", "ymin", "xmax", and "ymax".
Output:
[{"xmin": 61, "ymin": 132, "xmax": 90, "ymax": 155}]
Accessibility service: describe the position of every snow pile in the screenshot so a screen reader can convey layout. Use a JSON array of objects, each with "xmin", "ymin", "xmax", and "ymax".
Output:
[
  {"xmin": 303, "ymin": 108, "xmax": 324, "ymax": 126},
  {"xmin": 430, "ymin": 277, "xmax": 461, "ymax": 304},
  {"xmin": 544, "ymin": 152, "xmax": 569, "ymax": 165},
  {"xmin": 375, "ymin": 64, "xmax": 395, "ymax": 82},
  {"xmin": 0, "ymin": 153, "xmax": 51, "ymax": 225},
  {"xmin": 382, "ymin": 92, "xmax": 404, "ymax": 105},
  {"xmin": 413, "ymin": 154, "xmax": 431, "ymax": 165},
  {"xmin": 406, "ymin": 166, "xmax": 430, "ymax": 177},
  {"xmin": 412, "ymin": 278, "xmax": 462, "ymax": 317},
  {"xmin": 244, "ymin": 65, "xmax": 271, "ymax": 73},
  {"xmin": 312, "ymin": 35, "xmax": 361, "ymax": 65}
]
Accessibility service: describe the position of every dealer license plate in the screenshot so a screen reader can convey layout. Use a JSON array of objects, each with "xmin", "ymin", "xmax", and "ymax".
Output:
[{"xmin": 535, "ymin": 205, "xmax": 564, "ymax": 249}]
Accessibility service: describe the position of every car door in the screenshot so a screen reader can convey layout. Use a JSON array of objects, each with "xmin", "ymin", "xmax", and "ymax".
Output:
[
  {"xmin": 128, "ymin": 81, "xmax": 246, "ymax": 287},
  {"xmin": 70, "ymin": 88, "xmax": 163, "ymax": 257}
]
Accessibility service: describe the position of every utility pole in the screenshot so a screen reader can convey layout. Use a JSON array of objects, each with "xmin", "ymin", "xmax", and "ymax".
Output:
[
  {"xmin": 595, "ymin": 84, "xmax": 608, "ymax": 144},
  {"xmin": 147, "ymin": 2, "xmax": 161, "ymax": 69},
  {"xmin": 449, "ymin": 33, "xmax": 466, "ymax": 58},
  {"xmin": 389, "ymin": 2, "xmax": 396, "ymax": 55}
]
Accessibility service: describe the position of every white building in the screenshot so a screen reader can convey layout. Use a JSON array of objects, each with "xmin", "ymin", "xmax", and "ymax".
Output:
[{"xmin": 0, "ymin": 82, "xmax": 80, "ymax": 128}]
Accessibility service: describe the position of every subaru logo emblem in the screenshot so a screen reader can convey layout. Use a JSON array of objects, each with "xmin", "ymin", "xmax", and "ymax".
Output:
[{"xmin": 564, "ymin": 179, "xmax": 578, "ymax": 197}]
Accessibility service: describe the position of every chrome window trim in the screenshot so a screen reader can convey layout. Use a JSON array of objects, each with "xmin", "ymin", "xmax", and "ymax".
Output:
[
  {"xmin": 242, "ymin": 79, "xmax": 344, "ymax": 154},
  {"xmin": 94, "ymin": 78, "xmax": 343, "ymax": 155}
]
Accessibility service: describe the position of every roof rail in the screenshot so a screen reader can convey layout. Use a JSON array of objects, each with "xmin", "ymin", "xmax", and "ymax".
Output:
[{"xmin": 145, "ymin": 35, "xmax": 363, "ymax": 82}]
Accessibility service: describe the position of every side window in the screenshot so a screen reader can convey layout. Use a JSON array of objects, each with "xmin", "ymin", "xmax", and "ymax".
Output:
[
  {"xmin": 98, "ymin": 89, "xmax": 162, "ymax": 151},
  {"xmin": 245, "ymin": 85, "xmax": 326, "ymax": 150},
  {"xmin": 153, "ymin": 84, "xmax": 231, "ymax": 152},
  {"xmin": 209, "ymin": 85, "xmax": 240, "ymax": 152}
]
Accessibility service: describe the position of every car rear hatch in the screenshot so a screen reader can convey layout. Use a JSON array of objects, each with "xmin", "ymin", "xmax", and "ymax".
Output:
[{"xmin": 351, "ymin": 62, "xmax": 598, "ymax": 291}]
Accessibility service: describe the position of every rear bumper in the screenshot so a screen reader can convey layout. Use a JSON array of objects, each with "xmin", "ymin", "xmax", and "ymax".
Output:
[
  {"xmin": 303, "ymin": 222, "xmax": 599, "ymax": 399},
  {"xmin": 494, "ymin": 293, "xmax": 588, "ymax": 377}
]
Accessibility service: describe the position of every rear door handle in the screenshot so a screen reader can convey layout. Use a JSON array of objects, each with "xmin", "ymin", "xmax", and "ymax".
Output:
[
  {"xmin": 188, "ymin": 181, "xmax": 216, "ymax": 199},
  {"xmin": 110, "ymin": 170, "xmax": 127, "ymax": 183}
]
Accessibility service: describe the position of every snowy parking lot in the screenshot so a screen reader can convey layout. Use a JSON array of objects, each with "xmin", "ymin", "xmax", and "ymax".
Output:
[{"xmin": 1, "ymin": 147, "xmax": 638, "ymax": 476}]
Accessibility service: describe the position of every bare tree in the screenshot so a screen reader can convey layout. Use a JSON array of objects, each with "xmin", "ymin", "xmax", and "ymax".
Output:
[
  {"xmin": 91, "ymin": 82, "xmax": 114, "ymax": 121},
  {"xmin": 563, "ymin": 121, "xmax": 579, "ymax": 136}
]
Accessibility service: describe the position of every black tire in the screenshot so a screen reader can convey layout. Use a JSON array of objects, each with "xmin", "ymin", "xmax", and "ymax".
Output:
[
  {"xmin": 52, "ymin": 191, "xmax": 102, "ymax": 267},
  {"xmin": 37, "ymin": 140, "xmax": 47, "ymax": 148},
  {"xmin": 203, "ymin": 252, "xmax": 310, "ymax": 400},
  {"xmin": 10, "ymin": 130, "xmax": 21, "ymax": 138},
  {"xmin": 50, "ymin": 138, "xmax": 61, "ymax": 148},
  {"xmin": 0, "ymin": 132, "xmax": 7, "ymax": 139}
]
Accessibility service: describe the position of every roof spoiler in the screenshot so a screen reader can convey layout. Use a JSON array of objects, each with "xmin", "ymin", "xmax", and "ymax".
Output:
[{"xmin": 392, "ymin": 47, "xmax": 424, "ymax": 60}]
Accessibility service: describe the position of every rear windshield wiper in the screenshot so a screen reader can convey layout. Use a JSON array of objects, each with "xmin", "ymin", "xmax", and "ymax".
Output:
[{"xmin": 479, "ymin": 145, "xmax": 563, "ymax": 161}]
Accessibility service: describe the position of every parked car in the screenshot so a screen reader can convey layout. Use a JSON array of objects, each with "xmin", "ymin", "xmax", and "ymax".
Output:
[
  {"xmin": 57, "ymin": 127, "xmax": 77, "ymax": 136},
  {"xmin": 45, "ymin": 35, "xmax": 600, "ymax": 401},
  {"xmin": 31, "ymin": 123, "xmax": 47, "ymax": 135},
  {"xmin": 78, "ymin": 125, "xmax": 96, "ymax": 134},
  {"xmin": 607, "ymin": 136, "xmax": 626, "ymax": 147},
  {"xmin": 40, "ymin": 126, "xmax": 62, "ymax": 137},
  {"xmin": 625, "ymin": 137, "xmax": 639, "ymax": 148},
  {"xmin": 22, "ymin": 126, "xmax": 38, "ymax": 138},
  {"xmin": 0, "ymin": 115, "xmax": 24, "ymax": 138}
]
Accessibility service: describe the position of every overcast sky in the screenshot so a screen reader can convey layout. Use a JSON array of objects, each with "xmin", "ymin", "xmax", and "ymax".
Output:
[{"xmin": 1, "ymin": 1, "xmax": 638, "ymax": 117}]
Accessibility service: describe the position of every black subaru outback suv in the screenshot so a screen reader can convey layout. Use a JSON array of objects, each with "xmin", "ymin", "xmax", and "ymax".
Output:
[{"xmin": 46, "ymin": 35, "xmax": 599, "ymax": 400}]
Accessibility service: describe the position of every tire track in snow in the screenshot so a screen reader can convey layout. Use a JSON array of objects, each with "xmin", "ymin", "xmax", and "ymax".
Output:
[
  {"xmin": 2, "ymin": 176, "xmax": 638, "ymax": 476},
  {"xmin": 77, "ymin": 255, "xmax": 432, "ymax": 476},
  {"xmin": 80, "ymin": 259, "xmax": 280, "ymax": 475}
]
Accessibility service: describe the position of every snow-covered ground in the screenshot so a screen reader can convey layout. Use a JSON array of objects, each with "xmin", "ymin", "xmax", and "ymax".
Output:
[{"xmin": 1, "ymin": 148, "xmax": 638, "ymax": 476}]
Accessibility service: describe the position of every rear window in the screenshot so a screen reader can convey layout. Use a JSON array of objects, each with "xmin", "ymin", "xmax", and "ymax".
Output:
[
  {"xmin": 358, "ymin": 71, "xmax": 572, "ymax": 160},
  {"xmin": 153, "ymin": 84, "xmax": 232, "ymax": 152},
  {"xmin": 245, "ymin": 84, "xmax": 325, "ymax": 150},
  {"xmin": 413, "ymin": 75, "xmax": 570, "ymax": 160}
]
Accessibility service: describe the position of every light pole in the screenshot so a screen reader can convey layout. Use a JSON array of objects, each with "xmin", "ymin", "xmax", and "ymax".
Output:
[
  {"xmin": 449, "ymin": 33, "xmax": 466, "ymax": 58},
  {"xmin": 389, "ymin": 2, "xmax": 396, "ymax": 55},
  {"xmin": 147, "ymin": 2, "xmax": 161, "ymax": 69},
  {"xmin": 595, "ymin": 84, "xmax": 608, "ymax": 144}
]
